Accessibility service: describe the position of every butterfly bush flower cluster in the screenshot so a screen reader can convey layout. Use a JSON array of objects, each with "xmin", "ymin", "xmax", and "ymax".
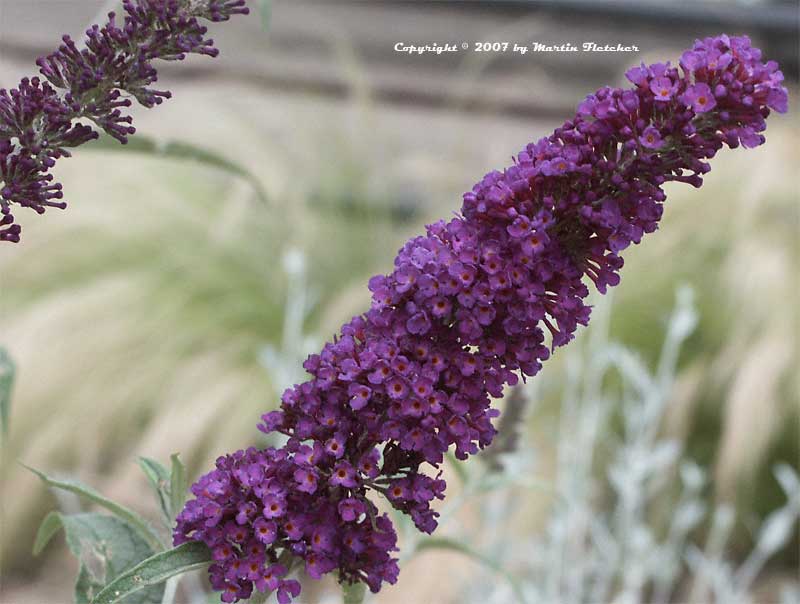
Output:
[
  {"xmin": 0, "ymin": 0, "xmax": 248, "ymax": 243},
  {"xmin": 174, "ymin": 35, "xmax": 786, "ymax": 602}
]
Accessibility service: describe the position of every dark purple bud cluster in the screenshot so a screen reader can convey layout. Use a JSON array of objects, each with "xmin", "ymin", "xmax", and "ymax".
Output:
[
  {"xmin": 175, "ymin": 35, "xmax": 786, "ymax": 603},
  {"xmin": 0, "ymin": 0, "xmax": 248, "ymax": 242}
]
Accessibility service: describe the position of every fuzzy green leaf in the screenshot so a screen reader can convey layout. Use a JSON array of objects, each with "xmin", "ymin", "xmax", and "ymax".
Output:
[
  {"xmin": 33, "ymin": 510, "xmax": 65, "ymax": 556},
  {"xmin": 0, "ymin": 348, "xmax": 15, "ymax": 440},
  {"xmin": 414, "ymin": 537, "xmax": 526, "ymax": 603},
  {"xmin": 34, "ymin": 511, "xmax": 163, "ymax": 604},
  {"xmin": 137, "ymin": 457, "xmax": 172, "ymax": 527},
  {"xmin": 88, "ymin": 135, "xmax": 268, "ymax": 205},
  {"xmin": 90, "ymin": 541, "xmax": 212, "ymax": 604},
  {"xmin": 24, "ymin": 464, "xmax": 164, "ymax": 551},
  {"xmin": 168, "ymin": 454, "xmax": 187, "ymax": 522}
]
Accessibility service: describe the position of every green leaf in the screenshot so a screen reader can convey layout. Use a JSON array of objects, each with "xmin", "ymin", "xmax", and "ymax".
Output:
[
  {"xmin": 244, "ymin": 591, "xmax": 270, "ymax": 604},
  {"xmin": 33, "ymin": 510, "xmax": 65, "ymax": 555},
  {"xmin": 0, "ymin": 347, "xmax": 15, "ymax": 441},
  {"xmin": 258, "ymin": 0, "xmax": 272, "ymax": 31},
  {"xmin": 445, "ymin": 450, "xmax": 469, "ymax": 485},
  {"xmin": 342, "ymin": 581, "xmax": 366, "ymax": 604},
  {"xmin": 34, "ymin": 511, "xmax": 163, "ymax": 604},
  {"xmin": 473, "ymin": 473, "xmax": 554, "ymax": 496},
  {"xmin": 137, "ymin": 457, "xmax": 172, "ymax": 527},
  {"xmin": 75, "ymin": 564, "xmax": 100, "ymax": 604},
  {"xmin": 24, "ymin": 464, "xmax": 164, "ymax": 551},
  {"xmin": 90, "ymin": 541, "xmax": 213, "ymax": 604},
  {"xmin": 168, "ymin": 454, "xmax": 187, "ymax": 522},
  {"xmin": 414, "ymin": 537, "xmax": 526, "ymax": 604},
  {"xmin": 87, "ymin": 135, "xmax": 268, "ymax": 205}
]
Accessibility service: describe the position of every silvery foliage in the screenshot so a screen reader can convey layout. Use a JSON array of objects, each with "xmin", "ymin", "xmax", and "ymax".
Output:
[
  {"xmin": 400, "ymin": 288, "xmax": 798, "ymax": 604},
  {"xmin": 259, "ymin": 247, "xmax": 320, "ymax": 394}
]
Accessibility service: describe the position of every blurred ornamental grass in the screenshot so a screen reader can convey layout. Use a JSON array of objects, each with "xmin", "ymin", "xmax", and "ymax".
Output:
[
  {"xmin": 607, "ymin": 119, "xmax": 799, "ymax": 536},
  {"xmin": 0, "ymin": 91, "xmax": 796, "ymax": 597}
]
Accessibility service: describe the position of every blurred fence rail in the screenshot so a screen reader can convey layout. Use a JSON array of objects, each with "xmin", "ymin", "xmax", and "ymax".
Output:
[{"xmin": 1, "ymin": 0, "xmax": 796, "ymax": 123}]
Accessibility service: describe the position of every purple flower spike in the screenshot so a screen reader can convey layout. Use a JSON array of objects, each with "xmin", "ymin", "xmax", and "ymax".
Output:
[
  {"xmin": 176, "ymin": 35, "xmax": 787, "ymax": 603},
  {"xmin": 0, "ymin": 0, "xmax": 249, "ymax": 242}
]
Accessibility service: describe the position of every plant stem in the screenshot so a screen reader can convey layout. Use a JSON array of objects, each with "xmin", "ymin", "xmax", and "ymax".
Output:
[
  {"xmin": 342, "ymin": 581, "xmax": 366, "ymax": 604},
  {"xmin": 160, "ymin": 576, "xmax": 179, "ymax": 604}
]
